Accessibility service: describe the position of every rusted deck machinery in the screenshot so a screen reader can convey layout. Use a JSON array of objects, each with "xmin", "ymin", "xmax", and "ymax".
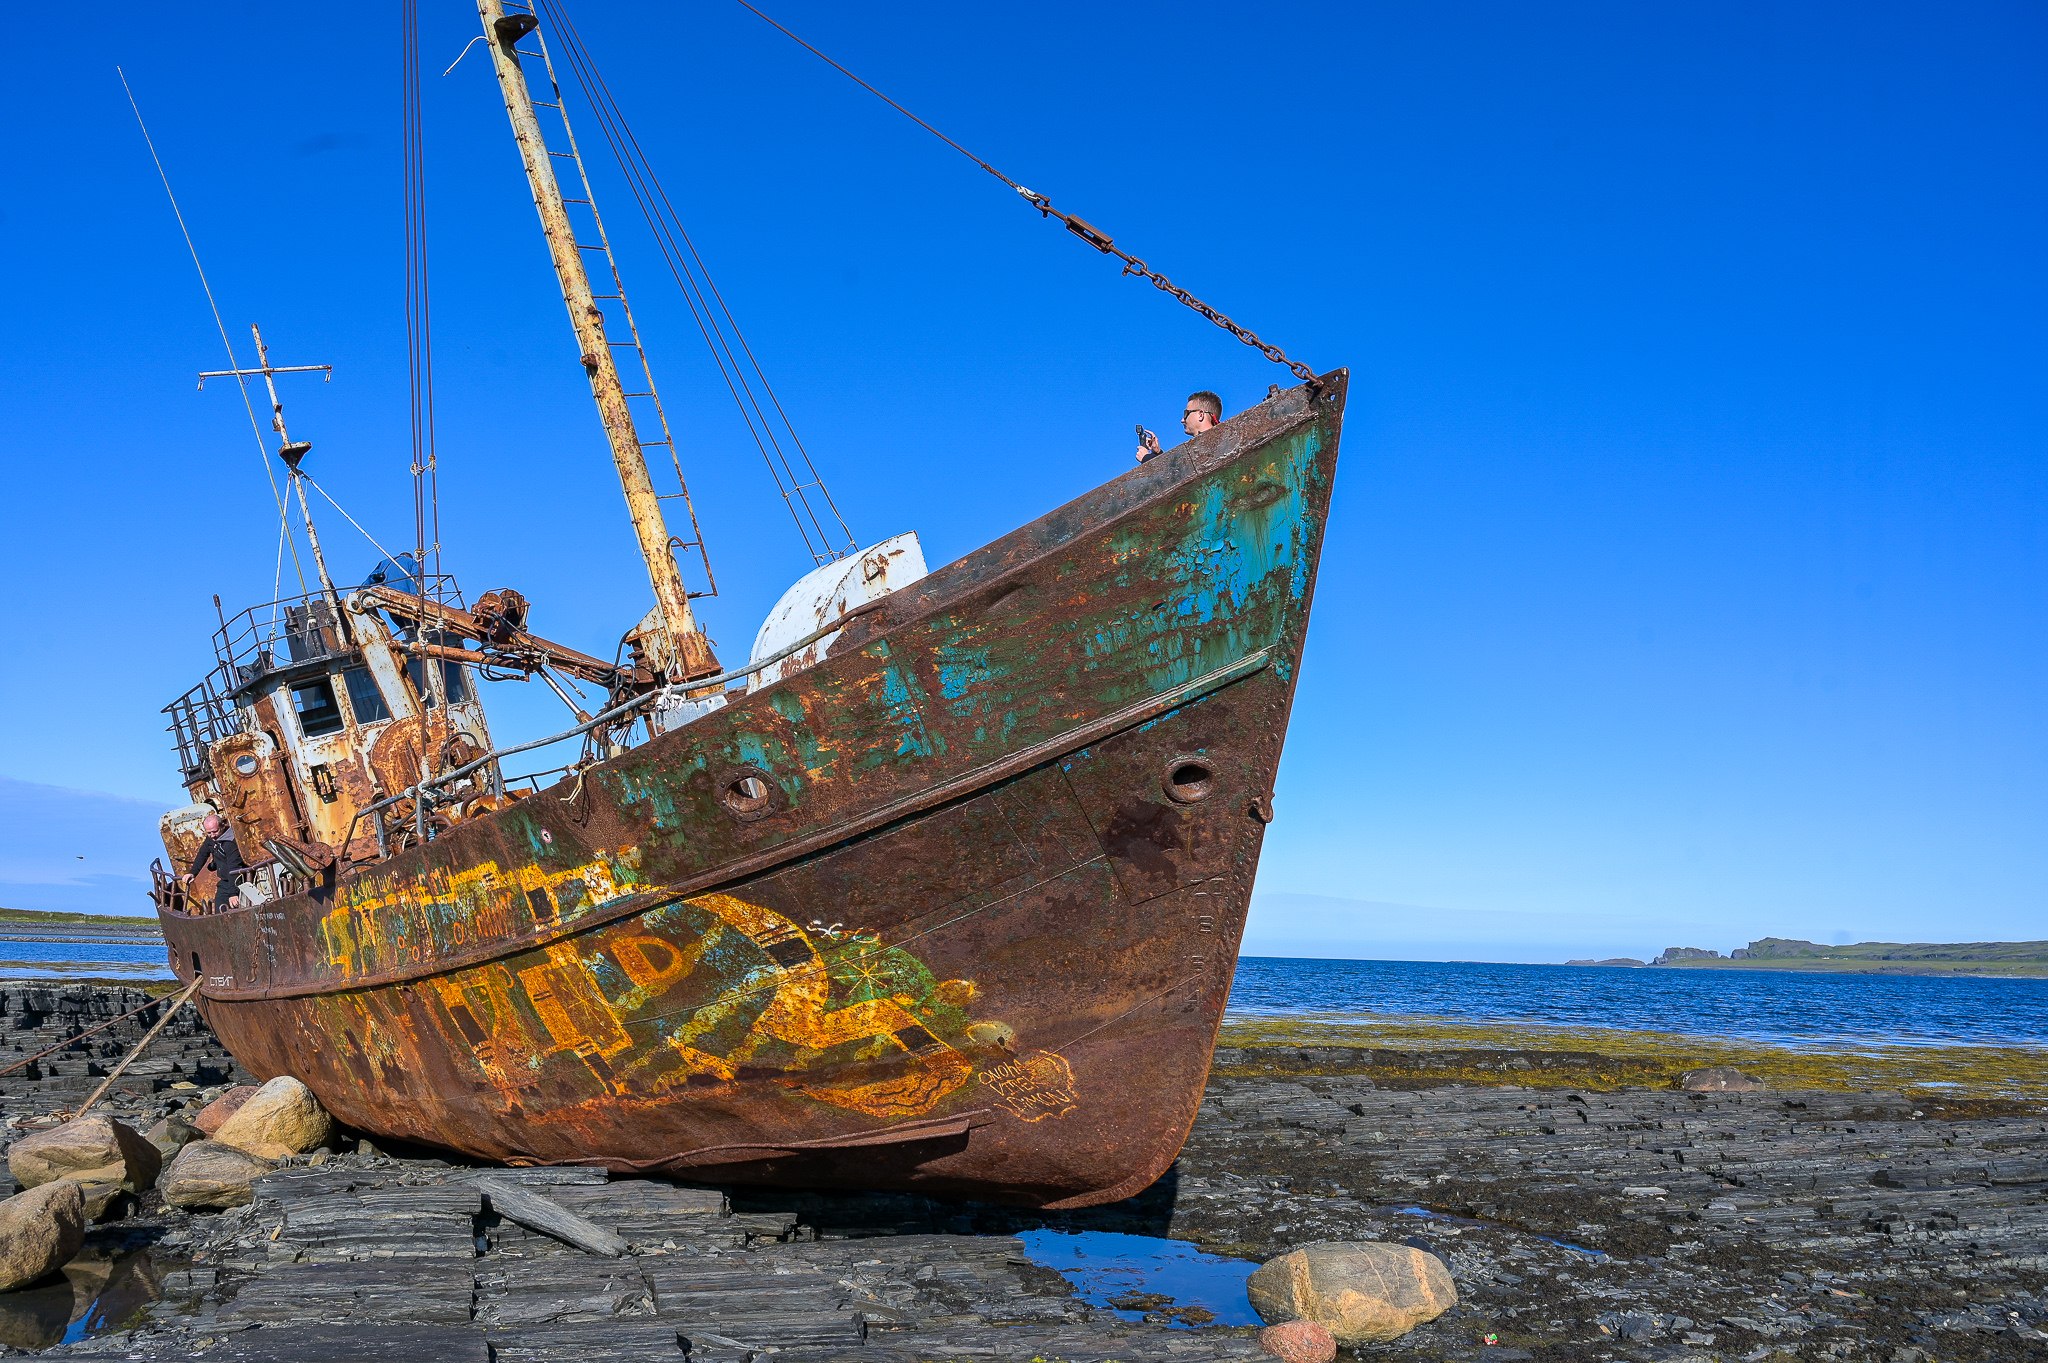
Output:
[{"xmin": 151, "ymin": 2, "xmax": 1346, "ymax": 1208}]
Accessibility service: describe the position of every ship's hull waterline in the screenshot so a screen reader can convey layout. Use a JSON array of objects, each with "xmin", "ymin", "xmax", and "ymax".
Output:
[{"xmin": 160, "ymin": 375, "xmax": 1346, "ymax": 1208}]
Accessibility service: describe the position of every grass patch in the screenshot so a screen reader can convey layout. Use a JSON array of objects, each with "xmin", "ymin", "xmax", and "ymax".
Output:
[
  {"xmin": 1217, "ymin": 1011, "xmax": 2048, "ymax": 1103},
  {"xmin": 0, "ymin": 907, "xmax": 160, "ymax": 930}
]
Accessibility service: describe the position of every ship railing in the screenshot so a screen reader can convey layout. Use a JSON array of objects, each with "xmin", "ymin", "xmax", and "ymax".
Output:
[
  {"xmin": 162, "ymin": 677, "xmax": 246, "ymax": 784},
  {"xmin": 161, "ymin": 575, "xmax": 467, "ymax": 777},
  {"xmin": 209, "ymin": 577, "xmax": 466, "ymax": 685},
  {"xmin": 342, "ymin": 598, "xmax": 885, "ymax": 859}
]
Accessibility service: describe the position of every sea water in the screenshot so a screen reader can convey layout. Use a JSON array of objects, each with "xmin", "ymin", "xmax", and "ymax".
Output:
[
  {"xmin": 0, "ymin": 939, "xmax": 171, "ymax": 980},
  {"xmin": 1227, "ymin": 956, "xmax": 2048, "ymax": 1050}
]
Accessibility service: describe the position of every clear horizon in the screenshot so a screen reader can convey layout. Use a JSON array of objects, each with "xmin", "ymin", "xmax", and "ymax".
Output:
[{"xmin": 2, "ymin": 3, "xmax": 2042, "ymax": 953}]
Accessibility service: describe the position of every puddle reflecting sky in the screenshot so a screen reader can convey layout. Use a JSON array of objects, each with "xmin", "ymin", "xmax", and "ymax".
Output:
[
  {"xmin": 0, "ymin": 1248, "xmax": 168, "ymax": 1352},
  {"xmin": 1017, "ymin": 1228, "xmax": 1260, "ymax": 1328}
]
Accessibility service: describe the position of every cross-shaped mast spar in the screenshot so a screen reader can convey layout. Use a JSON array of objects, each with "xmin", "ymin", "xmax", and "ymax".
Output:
[{"xmin": 198, "ymin": 323, "xmax": 345, "ymax": 623}]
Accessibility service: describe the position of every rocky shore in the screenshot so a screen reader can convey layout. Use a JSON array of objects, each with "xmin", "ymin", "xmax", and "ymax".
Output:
[{"xmin": 3, "ymin": 982, "xmax": 2043, "ymax": 1360}]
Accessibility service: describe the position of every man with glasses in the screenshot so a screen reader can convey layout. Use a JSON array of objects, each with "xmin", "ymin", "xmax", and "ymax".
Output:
[{"xmin": 1136, "ymin": 391, "xmax": 1224, "ymax": 464}]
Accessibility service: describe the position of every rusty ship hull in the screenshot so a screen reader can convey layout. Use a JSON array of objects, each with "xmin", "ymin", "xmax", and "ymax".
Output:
[{"xmin": 158, "ymin": 374, "xmax": 1346, "ymax": 1208}]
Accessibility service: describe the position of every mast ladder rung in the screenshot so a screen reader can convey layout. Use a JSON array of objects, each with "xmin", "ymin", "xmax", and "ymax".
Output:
[
  {"xmin": 532, "ymin": 100, "xmax": 561, "ymax": 110},
  {"xmin": 562, "ymin": 197, "xmax": 591, "ymax": 205},
  {"xmin": 547, "ymin": 150, "xmax": 577, "ymax": 159},
  {"xmin": 620, "ymin": 391, "xmax": 652, "ymax": 398},
  {"xmin": 576, "ymin": 242, "xmax": 610, "ymax": 252}
]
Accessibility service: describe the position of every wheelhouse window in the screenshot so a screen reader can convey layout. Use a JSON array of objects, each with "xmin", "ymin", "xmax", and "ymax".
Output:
[
  {"xmin": 341, "ymin": 665, "xmax": 392, "ymax": 724},
  {"xmin": 289, "ymin": 676, "xmax": 346, "ymax": 737},
  {"xmin": 405, "ymin": 656, "xmax": 471, "ymax": 708}
]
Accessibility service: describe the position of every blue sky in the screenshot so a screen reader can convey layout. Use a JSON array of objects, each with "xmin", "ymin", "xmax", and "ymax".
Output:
[{"xmin": 0, "ymin": 3, "xmax": 2041, "ymax": 959}]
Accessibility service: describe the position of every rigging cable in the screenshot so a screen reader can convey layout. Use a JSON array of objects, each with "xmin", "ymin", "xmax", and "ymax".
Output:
[
  {"xmin": 727, "ymin": 0, "xmax": 1319, "ymax": 384},
  {"xmin": 117, "ymin": 68, "xmax": 313, "ymax": 600},
  {"xmin": 536, "ymin": 0, "xmax": 856, "ymax": 564},
  {"xmin": 402, "ymin": 0, "xmax": 444, "ymax": 621},
  {"xmin": 304, "ymin": 473, "xmax": 406, "ymax": 568}
]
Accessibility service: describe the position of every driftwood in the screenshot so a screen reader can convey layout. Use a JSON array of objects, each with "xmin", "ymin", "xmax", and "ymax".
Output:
[{"xmin": 476, "ymin": 1172, "xmax": 630, "ymax": 1257}]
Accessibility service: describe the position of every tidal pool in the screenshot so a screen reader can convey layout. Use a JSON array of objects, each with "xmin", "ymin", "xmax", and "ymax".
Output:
[
  {"xmin": 1017, "ymin": 1227, "xmax": 1260, "ymax": 1328},
  {"xmin": 0, "ymin": 1247, "xmax": 170, "ymax": 1352}
]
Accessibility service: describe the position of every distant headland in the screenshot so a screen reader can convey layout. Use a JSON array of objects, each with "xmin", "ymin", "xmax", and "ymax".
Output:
[
  {"xmin": 0, "ymin": 905, "xmax": 162, "ymax": 942},
  {"xmin": 1569, "ymin": 937, "xmax": 2048, "ymax": 978}
]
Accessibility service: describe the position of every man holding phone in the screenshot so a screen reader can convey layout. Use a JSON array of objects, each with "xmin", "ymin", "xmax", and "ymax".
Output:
[{"xmin": 1136, "ymin": 390, "xmax": 1224, "ymax": 463}]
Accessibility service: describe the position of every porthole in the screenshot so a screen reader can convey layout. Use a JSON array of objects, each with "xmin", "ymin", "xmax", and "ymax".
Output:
[
  {"xmin": 1163, "ymin": 756, "xmax": 1216, "ymax": 804},
  {"xmin": 233, "ymin": 754, "xmax": 259, "ymax": 776},
  {"xmin": 721, "ymin": 770, "xmax": 775, "ymax": 820}
]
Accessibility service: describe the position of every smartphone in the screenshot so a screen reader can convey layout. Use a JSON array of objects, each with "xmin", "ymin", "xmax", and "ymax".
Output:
[{"xmin": 1135, "ymin": 423, "xmax": 1160, "ymax": 454}]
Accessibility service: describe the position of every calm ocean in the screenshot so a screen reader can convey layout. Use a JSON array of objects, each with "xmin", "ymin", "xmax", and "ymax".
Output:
[
  {"xmin": 4, "ymin": 942, "xmax": 2043, "ymax": 1050},
  {"xmin": 0, "ymin": 940, "xmax": 170, "ymax": 979},
  {"xmin": 1228, "ymin": 956, "xmax": 2048, "ymax": 1050}
]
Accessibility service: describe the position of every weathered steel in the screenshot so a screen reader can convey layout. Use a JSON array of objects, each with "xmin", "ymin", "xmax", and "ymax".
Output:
[
  {"xmin": 156, "ymin": 373, "xmax": 1346, "ymax": 1208},
  {"xmin": 358, "ymin": 583, "xmax": 625, "ymax": 686},
  {"xmin": 475, "ymin": 0, "xmax": 712, "ymax": 682}
]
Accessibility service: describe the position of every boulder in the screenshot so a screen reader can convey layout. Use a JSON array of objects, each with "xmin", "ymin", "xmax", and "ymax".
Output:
[
  {"xmin": 1679, "ymin": 1066, "xmax": 1765, "ymax": 1092},
  {"xmin": 1260, "ymin": 1319, "xmax": 1339, "ymax": 1362},
  {"xmin": 145, "ymin": 1114, "xmax": 203, "ymax": 1161},
  {"xmin": 1247, "ymin": 1240, "xmax": 1458, "ymax": 1345},
  {"xmin": 192, "ymin": 1084, "xmax": 260, "ymax": 1136},
  {"xmin": 0, "ymin": 1179, "xmax": 85, "ymax": 1292},
  {"xmin": 160, "ymin": 1140, "xmax": 274, "ymax": 1209},
  {"xmin": 75, "ymin": 1178, "xmax": 131, "ymax": 1222},
  {"xmin": 5, "ymin": 1116, "xmax": 161, "ymax": 1194},
  {"xmin": 213, "ymin": 1076, "xmax": 334, "ymax": 1159}
]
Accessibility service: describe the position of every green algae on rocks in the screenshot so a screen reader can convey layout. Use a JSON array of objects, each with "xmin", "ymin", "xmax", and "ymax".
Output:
[{"xmin": 1216, "ymin": 1011, "xmax": 2048, "ymax": 1103}]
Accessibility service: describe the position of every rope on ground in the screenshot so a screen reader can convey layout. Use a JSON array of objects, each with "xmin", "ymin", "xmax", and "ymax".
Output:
[{"xmin": 72, "ymin": 975, "xmax": 205, "ymax": 1119}]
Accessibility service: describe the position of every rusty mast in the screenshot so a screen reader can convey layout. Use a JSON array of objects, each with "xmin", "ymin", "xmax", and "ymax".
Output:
[{"xmin": 476, "ymin": 0, "xmax": 715, "ymax": 683}]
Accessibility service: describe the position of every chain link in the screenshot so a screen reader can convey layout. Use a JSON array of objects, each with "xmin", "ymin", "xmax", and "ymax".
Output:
[
  {"xmin": 1019, "ymin": 190, "xmax": 1318, "ymax": 384},
  {"xmin": 728, "ymin": 3, "xmax": 1320, "ymax": 387}
]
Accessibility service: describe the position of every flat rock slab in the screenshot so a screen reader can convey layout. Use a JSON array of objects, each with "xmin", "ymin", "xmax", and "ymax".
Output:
[
  {"xmin": 486, "ymin": 1322, "xmax": 688, "ymax": 1360},
  {"xmin": 221, "ymin": 1260, "xmax": 479, "ymax": 1325},
  {"xmin": 473, "ymin": 1256, "xmax": 654, "ymax": 1325},
  {"xmin": 131, "ymin": 1323, "xmax": 490, "ymax": 1362}
]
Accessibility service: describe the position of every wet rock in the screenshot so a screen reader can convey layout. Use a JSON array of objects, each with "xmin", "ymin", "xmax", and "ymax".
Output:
[
  {"xmin": 1260, "ymin": 1318, "xmax": 1339, "ymax": 1362},
  {"xmin": 5, "ymin": 1114, "xmax": 161, "ymax": 1193},
  {"xmin": 0, "ymin": 1178, "xmax": 84, "ymax": 1292},
  {"xmin": 1247, "ymin": 1240, "xmax": 1458, "ymax": 1344},
  {"xmin": 146, "ymin": 1113, "xmax": 203, "ymax": 1160},
  {"xmin": 160, "ymin": 1139, "xmax": 274, "ymax": 1209},
  {"xmin": 213, "ymin": 1076, "xmax": 334, "ymax": 1158},
  {"xmin": 1680, "ymin": 1065, "xmax": 1765, "ymax": 1092},
  {"xmin": 192, "ymin": 1083, "xmax": 260, "ymax": 1136}
]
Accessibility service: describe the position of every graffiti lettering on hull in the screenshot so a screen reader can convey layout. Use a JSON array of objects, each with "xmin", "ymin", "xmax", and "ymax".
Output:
[
  {"xmin": 387, "ymin": 888, "xmax": 1013, "ymax": 1123},
  {"xmin": 976, "ymin": 1050, "xmax": 1079, "ymax": 1122}
]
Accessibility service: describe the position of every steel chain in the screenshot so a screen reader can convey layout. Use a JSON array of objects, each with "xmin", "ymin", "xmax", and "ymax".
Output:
[
  {"xmin": 728, "ymin": 3, "xmax": 1320, "ymax": 386},
  {"xmin": 1022, "ymin": 192, "xmax": 1317, "ymax": 384}
]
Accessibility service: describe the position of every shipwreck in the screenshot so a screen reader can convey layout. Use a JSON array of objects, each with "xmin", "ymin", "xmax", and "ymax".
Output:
[{"xmin": 150, "ymin": 0, "xmax": 1346, "ymax": 1208}]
